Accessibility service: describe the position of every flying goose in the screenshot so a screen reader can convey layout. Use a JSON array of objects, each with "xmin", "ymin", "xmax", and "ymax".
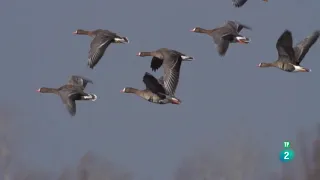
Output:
[
  {"xmin": 137, "ymin": 48, "xmax": 193, "ymax": 96},
  {"xmin": 232, "ymin": 0, "xmax": 268, "ymax": 8},
  {"xmin": 190, "ymin": 20, "xmax": 252, "ymax": 56},
  {"xmin": 121, "ymin": 72, "xmax": 181, "ymax": 105},
  {"xmin": 258, "ymin": 30, "xmax": 319, "ymax": 72},
  {"xmin": 37, "ymin": 75, "xmax": 97, "ymax": 116},
  {"xmin": 73, "ymin": 29, "xmax": 129, "ymax": 69}
]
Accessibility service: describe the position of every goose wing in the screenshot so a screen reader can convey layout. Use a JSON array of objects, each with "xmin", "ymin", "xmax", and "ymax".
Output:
[
  {"xmin": 142, "ymin": 72, "xmax": 166, "ymax": 95},
  {"xmin": 150, "ymin": 57, "xmax": 163, "ymax": 72},
  {"xmin": 225, "ymin": 20, "xmax": 252, "ymax": 32},
  {"xmin": 232, "ymin": 0, "xmax": 248, "ymax": 7},
  {"xmin": 68, "ymin": 75, "xmax": 93, "ymax": 89},
  {"xmin": 293, "ymin": 30, "xmax": 320, "ymax": 65},
  {"xmin": 58, "ymin": 86, "xmax": 88, "ymax": 116},
  {"xmin": 58, "ymin": 88, "xmax": 78, "ymax": 116},
  {"xmin": 216, "ymin": 39, "xmax": 230, "ymax": 56},
  {"xmin": 162, "ymin": 52, "xmax": 182, "ymax": 95},
  {"xmin": 211, "ymin": 27, "xmax": 233, "ymax": 44},
  {"xmin": 88, "ymin": 33, "xmax": 115, "ymax": 69},
  {"xmin": 276, "ymin": 30, "xmax": 295, "ymax": 63}
]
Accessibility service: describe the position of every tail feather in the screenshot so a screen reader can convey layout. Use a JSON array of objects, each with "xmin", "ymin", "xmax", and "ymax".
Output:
[
  {"xmin": 235, "ymin": 36, "xmax": 250, "ymax": 43},
  {"xmin": 90, "ymin": 93, "xmax": 98, "ymax": 101},
  {"xmin": 114, "ymin": 37, "xmax": 129, "ymax": 43},
  {"xmin": 82, "ymin": 94, "xmax": 98, "ymax": 101},
  {"xmin": 158, "ymin": 93, "xmax": 181, "ymax": 104},
  {"xmin": 123, "ymin": 37, "xmax": 129, "ymax": 43},
  {"xmin": 304, "ymin": 68, "xmax": 312, "ymax": 72},
  {"xmin": 180, "ymin": 55, "xmax": 194, "ymax": 61}
]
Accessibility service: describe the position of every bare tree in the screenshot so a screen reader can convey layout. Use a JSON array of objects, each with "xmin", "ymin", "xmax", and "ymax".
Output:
[
  {"xmin": 0, "ymin": 108, "xmax": 14, "ymax": 180},
  {"xmin": 278, "ymin": 124, "xmax": 320, "ymax": 180},
  {"xmin": 57, "ymin": 168, "xmax": 76, "ymax": 180},
  {"xmin": 295, "ymin": 128, "xmax": 314, "ymax": 180},
  {"xmin": 174, "ymin": 129, "xmax": 267, "ymax": 180},
  {"xmin": 310, "ymin": 124, "xmax": 320, "ymax": 180},
  {"xmin": 23, "ymin": 170, "xmax": 53, "ymax": 180},
  {"xmin": 76, "ymin": 151, "xmax": 133, "ymax": 180}
]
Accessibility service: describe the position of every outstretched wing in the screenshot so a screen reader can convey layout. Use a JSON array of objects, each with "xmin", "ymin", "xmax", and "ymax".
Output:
[
  {"xmin": 294, "ymin": 30, "xmax": 320, "ymax": 65},
  {"xmin": 88, "ymin": 34, "xmax": 114, "ymax": 69},
  {"xmin": 142, "ymin": 72, "xmax": 166, "ymax": 95},
  {"xmin": 163, "ymin": 52, "xmax": 182, "ymax": 96},
  {"xmin": 64, "ymin": 98, "xmax": 76, "ymax": 116},
  {"xmin": 59, "ymin": 89, "xmax": 78, "ymax": 116},
  {"xmin": 216, "ymin": 39, "xmax": 230, "ymax": 56},
  {"xmin": 68, "ymin": 75, "xmax": 93, "ymax": 89},
  {"xmin": 276, "ymin": 30, "xmax": 295, "ymax": 63},
  {"xmin": 150, "ymin": 57, "xmax": 163, "ymax": 72},
  {"xmin": 232, "ymin": 0, "xmax": 248, "ymax": 7},
  {"xmin": 225, "ymin": 21, "xmax": 252, "ymax": 33}
]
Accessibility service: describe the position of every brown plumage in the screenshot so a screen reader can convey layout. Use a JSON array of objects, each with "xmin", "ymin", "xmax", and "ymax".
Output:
[
  {"xmin": 190, "ymin": 21, "xmax": 252, "ymax": 56},
  {"xmin": 37, "ymin": 75, "xmax": 97, "ymax": 116},
  {"xmin": 258, "ymin": 30, "xmax": 319, "ymax": 72},
  {"xmin": 137, "ymin": 48, "xmax": 193, "ymax": 96},
  {"xmin": 121, "ymin": 72, "xmax": 181, "ymax": 105},
  {"xmin": 73, "ymin": 29, "xmax": 129, "ymax": 69}
]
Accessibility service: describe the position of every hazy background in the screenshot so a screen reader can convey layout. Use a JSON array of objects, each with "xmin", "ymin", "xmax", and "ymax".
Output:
[{"xmin": 0, "ymin": 0, "xmax": 319, "ymax": 179}]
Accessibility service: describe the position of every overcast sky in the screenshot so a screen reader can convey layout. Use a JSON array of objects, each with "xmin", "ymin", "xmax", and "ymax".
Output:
[{"xmin": 1, "ymin": 0, "xmax": 320, "ymax": 179}]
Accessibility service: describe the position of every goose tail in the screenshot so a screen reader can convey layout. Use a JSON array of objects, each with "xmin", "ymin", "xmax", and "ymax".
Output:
[{"xmin": 83, "ymin": 94, "xmax": 98, "ymax": 101}]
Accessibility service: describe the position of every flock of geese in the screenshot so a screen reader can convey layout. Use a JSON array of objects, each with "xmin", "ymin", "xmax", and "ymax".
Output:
[{"xmin": 37, "ymin": 1, "xmax": 320, "ymax": 116}]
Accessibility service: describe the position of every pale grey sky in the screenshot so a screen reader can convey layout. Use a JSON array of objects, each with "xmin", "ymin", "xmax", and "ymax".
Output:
[{"xmin": 0, "ymin": 0, "xmax": 320, "ymax": 179}]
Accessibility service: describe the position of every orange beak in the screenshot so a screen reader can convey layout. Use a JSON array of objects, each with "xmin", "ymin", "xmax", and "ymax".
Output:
[{"xmin": 263, "ymin": 0, "xmax": 268, "ymax": 2}]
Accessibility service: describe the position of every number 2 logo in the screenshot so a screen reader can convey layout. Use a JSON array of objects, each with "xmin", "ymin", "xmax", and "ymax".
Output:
[{"xmin": 284, "ymin": 151, "xmax": 289, "ymax": 159}]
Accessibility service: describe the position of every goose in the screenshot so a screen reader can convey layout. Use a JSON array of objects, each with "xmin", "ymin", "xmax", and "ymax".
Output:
[
  {"xmin": 258, "ymin": 30, "xmax": 319, "ymax": 72},
  {"xmin": 37, "ymin": 75, "xmax": 97, "ymax": 116},
  {"xmin": 121, "ymin": 72, "xmax": 181, "ymax": 105},
  {"xmin": 232, "ymin": 0, "xmax": 268, "ymax": 8},
  {"xmin": 190, "ymin": 20, "xmax": 252, "ymax": 56},
  {"xmin": 73, "ymin": 29, "xmax": 129, "ymax": 69},
  {"xmin": 137, "ymin": 48, "xmax": 193, "ymax": 95}
]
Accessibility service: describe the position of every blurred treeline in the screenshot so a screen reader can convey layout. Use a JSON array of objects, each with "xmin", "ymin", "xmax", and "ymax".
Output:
[
  {"xmin": 173, "ymin": 124, "xmax": 320, "ymax": 180},
  {"xmin": 0, "ymin": 109, "xmax": 319, "ymax": 180}
]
